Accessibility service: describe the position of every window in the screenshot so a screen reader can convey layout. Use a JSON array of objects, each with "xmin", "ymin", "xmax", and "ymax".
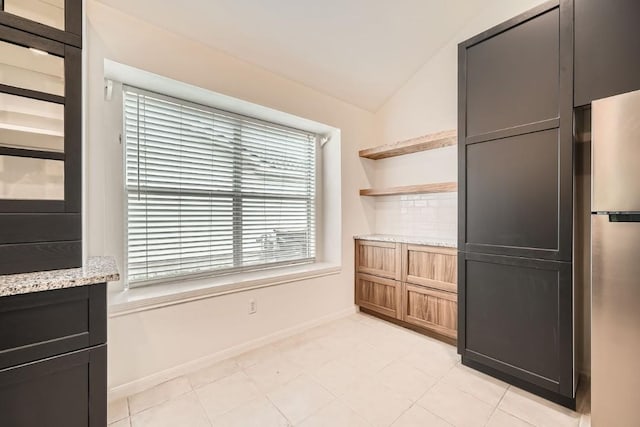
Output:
[{"xmin": 124, "ymin": 87, "xmax": 317, "ymax": 285}]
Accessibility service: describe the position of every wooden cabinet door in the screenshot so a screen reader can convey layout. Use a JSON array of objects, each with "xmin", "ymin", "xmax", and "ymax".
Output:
[
  {"xmin": 404, "ymin": 245, "xmax": 457, "ymax": 293},
  {"xmin": 575, "ymin": 0, "xmax": 640, "ymax": 106},
  {"xmin": 355, "ymin": 273, "xmax": 401, "ymax": 319},
  {"xmin": 355, "ymin": 240, "xmax": 401, "ymax": 280},
  {"xmin": 402, "ymin": 284, "xmax": 457, "ymax": 339}
]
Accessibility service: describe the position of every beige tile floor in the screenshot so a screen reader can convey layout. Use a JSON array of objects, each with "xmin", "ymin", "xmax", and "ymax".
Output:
[{"xmin": 108, "ymin": 312, "xmax": 591, "ymax": 427}]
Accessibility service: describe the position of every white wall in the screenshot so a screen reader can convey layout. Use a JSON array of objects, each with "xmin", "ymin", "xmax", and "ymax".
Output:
[
  {"xmin": 85, "ymin": 0, "xmax": 376, "ymax": 394},
  {"xmin": 372, "ymin": 0, "xmax": 590, "ymax": 378}
]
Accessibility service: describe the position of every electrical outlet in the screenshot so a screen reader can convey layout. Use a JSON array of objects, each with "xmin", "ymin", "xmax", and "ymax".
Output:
[{"xmin": 248, "ymin": 299, "xmax": 257, "ymax": 315}]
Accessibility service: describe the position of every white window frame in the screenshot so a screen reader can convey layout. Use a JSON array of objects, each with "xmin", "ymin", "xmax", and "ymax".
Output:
[{"xmin": 122, "ymin": 86, "xmax": 320, "ymax": 287}]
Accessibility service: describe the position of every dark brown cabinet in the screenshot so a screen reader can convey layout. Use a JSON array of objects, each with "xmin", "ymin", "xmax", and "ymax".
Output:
[
  {"xmin": 0, "ymin": 0, "xmax": 82, "ymax": 47},
  {"xmin": 464, "ymin": 6, "xmax": 559, "ymax": 138},
  {"xmin": 0, "ymin": 0, "xmax": 82, "ymax": 274},
  {"xmin": 465, "ymin": 129, "xmax": 564, "ymax": 259},
  {"xmin": 574, "ymin": 0, "xmax": 640, "ymax": 106},
  {"xmin": 459, "ymin": 0, "xmax": 573, "ymax": 261},
  {"xmin": 459, "ymin": 253, "xmax": 573, "ymax": 401},
  {"xmin": 458, "ymin": 0, "xmax": 576, "ymax": 408},
  {"xmin": 0, "ymin": 346, "xmax": 106, "ymax": 427},
  {"xmin": 0, "ymin": 284, "xmax": 107, "ymax": 427}
]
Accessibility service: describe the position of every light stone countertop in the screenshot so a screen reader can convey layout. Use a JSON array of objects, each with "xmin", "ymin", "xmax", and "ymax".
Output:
[
  {"xmin": 354, "ymin": 234, "xmax": 457, "ymax": 248},
  {"xmin": 0, "ymin": 256, "xmax": 120, "ymax": 298}
]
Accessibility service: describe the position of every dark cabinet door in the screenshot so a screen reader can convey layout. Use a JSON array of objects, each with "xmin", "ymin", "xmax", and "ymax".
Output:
[
  {"xmin": 458, "ymin": 0, "xmax": 573, "ymax": 261},
  {"xmin": 458, "ymin": 0, "xmax": 575, "ymax": 407},
  {"xmin": 575, "ymin": 0, "xmax": 640, "ymax": 106},
  {"xmin": 0, "ymin": 345, "xmax": 106, "ymax": 427},
  {"xmin": 0, "ymin": 0, "xmax": 82, "ymax": 47},
  {"xmin": 465, "ymin": 129, "xmax": 563, "ymax": 259},
  {"xmin": 0, "ymin": 284, "xmax": 106, "ymax": 370},
  {"xmin": 0, "ymin": 24, "xmax": 82, "ymax": 274},
  {"xmin": 458, "ymin": 252, "xmax": 573, "ymax": 401},
  {"xmin": 464, "ymin": 4, "xmax": 559, "ymax": 138}
]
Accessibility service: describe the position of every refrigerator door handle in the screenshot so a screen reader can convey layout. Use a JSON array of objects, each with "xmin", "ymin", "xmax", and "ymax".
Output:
[{"xmin": 607, "ymin": 213, "xmax": 640, "ymax": 223}]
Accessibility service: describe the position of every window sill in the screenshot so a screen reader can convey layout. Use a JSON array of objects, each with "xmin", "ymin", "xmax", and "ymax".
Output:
[{"xmin": 108, "ymin": 262, "xmax": 341, "ymax": 317}]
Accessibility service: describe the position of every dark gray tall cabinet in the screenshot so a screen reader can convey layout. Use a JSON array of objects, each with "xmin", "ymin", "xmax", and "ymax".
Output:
[
  {"xmin": 457, "ymin": 0, "xmax": 576, "ymax": 408},
  {"xmin": 574, "ymin": 0, "xmax": 640, "ymax": 107},
  {"xmin": 0, "ymin": 0, "xmax": 83, "ymax": 274}
]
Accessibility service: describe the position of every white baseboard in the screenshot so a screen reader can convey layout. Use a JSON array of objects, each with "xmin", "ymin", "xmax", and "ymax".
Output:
[{"xmin": 108, "ymin": 306, "xmax": 358, "ymax": 401}]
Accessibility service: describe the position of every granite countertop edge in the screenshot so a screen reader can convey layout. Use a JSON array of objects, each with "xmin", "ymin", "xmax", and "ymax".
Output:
[
  {"xmin": 354, "ymin": 234, "xmax": 458, "ymax": 248},
  {"xmin": 0, "ymin": 256, "xmax": 120, "ymax": 298}
]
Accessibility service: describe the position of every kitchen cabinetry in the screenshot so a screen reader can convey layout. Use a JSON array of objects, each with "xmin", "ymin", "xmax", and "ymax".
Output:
[
  {"xmin": 355, "ymin": 273, "xmax": 402, "ymax": 320},
  {"xmin": 574, "ymin": 0, "xmax": 640, "ymax": 106},
  {"xmin": 0, "ymin": 283, "xmax": 107, "ymax": 427},
  {"xmin": 355, "ymin": 238, "xmax": 457, "ymax": 342},
  {"xmin": 0, "ymin": 0, "xmax": 82, "ymax": 274},
  {"xmin": 0, "ymin": 0, "xmax": 81, "ymax": 46},
  {"xmin": 459, "ymin": 253, "xmax": 573, "ymax": 396},
  {"xmin": 458, "ymin": 0, "xmax": 575, "ymax": 408},
  {"xmin": 0, "ymin": 257, "xmax": 117, "ymax": 427}
]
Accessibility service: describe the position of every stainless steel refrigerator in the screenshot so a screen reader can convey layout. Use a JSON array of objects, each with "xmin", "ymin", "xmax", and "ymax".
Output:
[{"xmin": 592, "ymin": 88, "xmax": 640, "ymax": 425}]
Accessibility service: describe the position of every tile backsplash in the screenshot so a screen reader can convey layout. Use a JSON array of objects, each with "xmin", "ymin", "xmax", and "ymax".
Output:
[{"xmin": 374, "ymin": 192, "xmax": 457, "ymax": 240}]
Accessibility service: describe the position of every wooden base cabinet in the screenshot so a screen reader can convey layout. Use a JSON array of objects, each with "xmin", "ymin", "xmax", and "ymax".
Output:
[
  {"xmin": 355, "ymin": 239, "xmax": 457, "ymax": 342},
  {"xmin": 402, "ymin": 284, "xmax": 457, "ymax": 339},
  {"xmin": 355, "ymin": 273, "xmax": 402, "ymax": 319}
]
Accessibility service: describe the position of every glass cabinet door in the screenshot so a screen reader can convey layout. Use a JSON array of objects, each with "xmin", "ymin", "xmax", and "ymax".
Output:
[
  {"xmin": 0, "ymin": 39, "xmax": 64, "ymax": 96},
  {"xmin": 0, "ymin": 155, "xmax": 64, "ymax": 200},
  {"xmin": 0, "ymin": 29, "xmax": 76, "ymax": 205},
  {"xmin": 0, "ymin": 10, "xmax": 82, "ymax": 274},
  {"xmin": 0, "ymin": 92, "xmax": 64, "ymax": 152},
  {"xmin": 2, "ymin": 0, "xmax": 65, "ymax": 31}
]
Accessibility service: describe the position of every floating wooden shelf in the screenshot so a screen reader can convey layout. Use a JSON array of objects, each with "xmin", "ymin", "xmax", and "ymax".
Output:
[
  {"xmin": 359, "ymin": 129, "xmax": 457, "ymax": 160},
  {"xmin": 359, "ymin": 182, "xmax": 457, "ymax": 197}
]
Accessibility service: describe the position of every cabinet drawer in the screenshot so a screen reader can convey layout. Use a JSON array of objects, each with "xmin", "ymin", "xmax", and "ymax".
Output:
[
  {"xmin": 402, "ymin": 284, "xmax": 457, "ymax": 339},
  {"xmin": 355, "ymin": 240, "xmax": 401, "ymax": 279},
  {"xmin": 404, "ymin": 245, "xmax": 457, "ymax": 292},
  {"xmin": 0, "ymin": 284, "xmax": 106, "ymax": 370},
  {"xmin": 355, "ymin": 273, "xmax": 401, "ymax": 319},
  {"xmin": 0, "ymin": 344, "xmax": 106, "ymax": 427}
]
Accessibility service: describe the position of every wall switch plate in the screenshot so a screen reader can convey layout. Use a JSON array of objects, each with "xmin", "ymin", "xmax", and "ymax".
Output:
[{"xmin": 248, "ymin": 299, "xmax": 257, "ymax": 314}]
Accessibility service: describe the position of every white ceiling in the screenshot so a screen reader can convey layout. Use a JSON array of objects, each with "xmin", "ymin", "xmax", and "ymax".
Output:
[{"xmin": 96, "ymin": 0, "xmax": 486, "ymax": 111}]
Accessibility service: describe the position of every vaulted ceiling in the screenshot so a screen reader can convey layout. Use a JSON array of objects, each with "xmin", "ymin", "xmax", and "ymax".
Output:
[{"xmin": 96, "ymin": 0, "xmax": 486, "ymax": 111}]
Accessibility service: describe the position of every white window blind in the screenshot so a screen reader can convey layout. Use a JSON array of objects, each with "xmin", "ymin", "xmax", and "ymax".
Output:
[{"xmin": 124, "ymin": 87, "xmax": 317, "ymax": 285}]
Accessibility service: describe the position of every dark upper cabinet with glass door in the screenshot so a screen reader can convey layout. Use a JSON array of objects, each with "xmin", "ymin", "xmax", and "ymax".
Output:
[
  {"xmin": 0, "ymin": 0, "xmax": 82, "ymax": 274},
  {"xmin": 0, "ymin": 0, "xmax": 81, "ymax": 47}
]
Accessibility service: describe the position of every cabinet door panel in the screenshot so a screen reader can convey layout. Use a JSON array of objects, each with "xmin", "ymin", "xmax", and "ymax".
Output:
[
  {"xmin": 466, "ymin": 6, "xmax": 559, "ymax": 137},
  {"xmin": 459, "ymin": 253, "xmax": 572, "ymax": 395},
  {"xmin": 403, "ymin": 284, "xmax": 457, "ymax": 339},
  {"xmin": 4, "ymin": 0, "xmax": 65, "ymax": 31},
  {"xmin": 0, "ymin": 345, "xmax": 106, "ymax": 427},
  {"xmin": 575, "ymin": 0, "xmax": 640, "ymax": 106},
  {"xmin": 0, "ymin": 0, "xmax": 82, "ymax": 44},
  {"xmin": 355, "ymin": 240, "xmax": 401, "ymax": 280},
  {"xmin": 355, "ymin": 273, "xmax": 401, "ymax": 319},
  {"xmin": 405, "ymin": 245, "xmax": 457, "ymax": 293},
  {"xmin": 0, "ymin": 283, "xmax": 106, "ymax": 370},
  {"xmin": 465, "ymin": 130, "xmax": 560, "ymax": 257}
]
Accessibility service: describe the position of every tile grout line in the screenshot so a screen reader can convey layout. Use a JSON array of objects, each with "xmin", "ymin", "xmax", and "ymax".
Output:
[
  {"xmin": 491, "ymin": 386, "xmax": 539, "ymax": 427},
  {"xmin": 481, "ymin": 384, "xmax": 510, "ymax": 427}
]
